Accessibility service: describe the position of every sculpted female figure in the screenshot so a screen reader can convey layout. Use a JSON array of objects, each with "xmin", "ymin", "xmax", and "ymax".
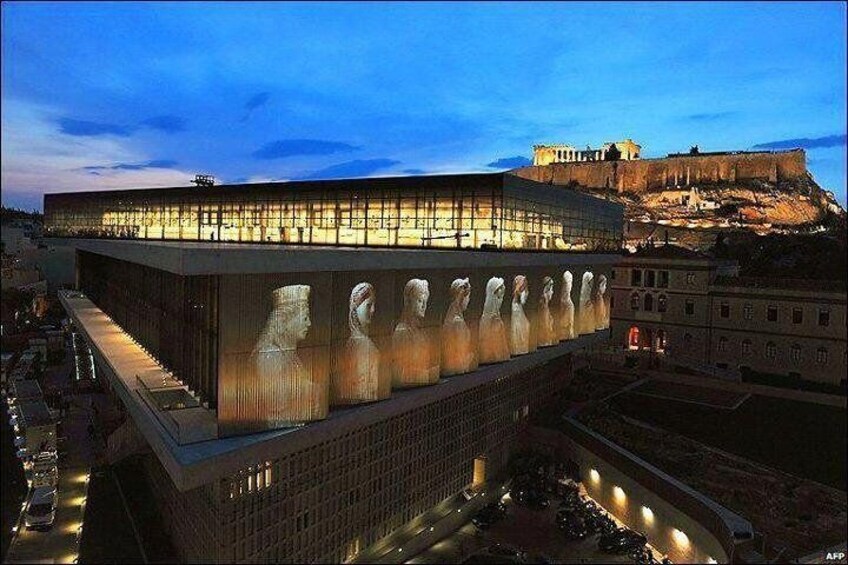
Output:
[
  {"xmin": 578, "ymin": 271, "xmax": 596, "ymax": 335},
  {"xmin": 441, "ymin": 278, "xmax": 474, "ymax": 376},
  {"xmin": 334, "ymin": 282, "xmax": 382, "ymax": 403},
  {"xmin": 252, "ymin": 284, "xmax": 325, "ymax": 426},
  {"xmin": 478, "ymin": 277, "xmax": 510, "ymax": 364},
  {"xmin": 594, "ymin": 274, "xmax": 609, "ymax": 330},
  {"xmin": 392, "ymin": 278, "xmax": 439, "ymax": 386},
  {"xmin": 537, "ymin": 276, "xmax": 556, "ymax": 347},
  {"xmin": 558, "ymin": 271, "xmax": 575, "ymax": 341},
  {"xmin": 510, "ymin": 275, "xmax": 530, "ymax": 355}
]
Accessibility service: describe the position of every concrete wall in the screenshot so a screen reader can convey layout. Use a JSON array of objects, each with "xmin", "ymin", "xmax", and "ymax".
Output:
[
  {"xmin": 513, "ymin": 150, "xmax": 807, "ymax": 192},
  {"xmin": 527, "ymin": 423, "xmax": 749, "ymax": 564}
]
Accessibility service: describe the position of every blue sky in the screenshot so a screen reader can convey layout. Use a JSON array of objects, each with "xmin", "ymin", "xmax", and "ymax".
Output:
[{"xmin": 2, "ymin": 1, "xmax": 846, "ymax": 211}]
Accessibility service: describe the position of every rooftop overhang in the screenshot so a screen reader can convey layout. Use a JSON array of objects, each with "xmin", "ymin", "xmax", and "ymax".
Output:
[{"xmin": 65, "ymin": 239, "xmax": 621, "ymax": 276}]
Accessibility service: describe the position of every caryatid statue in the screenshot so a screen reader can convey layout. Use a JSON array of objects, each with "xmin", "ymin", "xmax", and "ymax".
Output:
[
  {"xmin": 392, "ymin": 278, "xmax": 439, "ymax": 387},
  {"xmin": 577, "ymin": 271, "xmax": 596, "ymax": 335},
  {"xmin": 537, "ymin": 276, "xmax": 556, "ymax": 347},
  {"xmin": 441, "ymin": 278, "xmax": 475, "ymax": 376},
  {"xmin": 252, "ymin": 284, "xmax": 326, "ymax": 426},
  {"xmin": 333, "ymin": 282, "xmax": 384, "ymax": 404},
  {"xmin": 510, "ymin": 275, "xmax": 530, "ymax": 355},
  {"xmin": 594, "ymin": 274, "xmax": 609, "ymax": 331},
  {"xmin": 558, "ymin": 270, "xmax": 575, "ymax": 341},
  {"xmin": 478, "ymin": 277, "xmax": 510, "ymax": 364}
]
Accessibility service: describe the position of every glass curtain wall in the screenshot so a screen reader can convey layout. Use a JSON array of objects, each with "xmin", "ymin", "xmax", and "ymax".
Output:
[{"xmin": 45, "ymin": 175, "xmax": 622, "ymax": 251}]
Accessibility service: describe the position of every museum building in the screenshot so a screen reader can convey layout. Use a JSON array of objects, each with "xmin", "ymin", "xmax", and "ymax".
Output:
[{"xmin": 47, "ymin": 172, "xmax": 624, "ymax": 563}]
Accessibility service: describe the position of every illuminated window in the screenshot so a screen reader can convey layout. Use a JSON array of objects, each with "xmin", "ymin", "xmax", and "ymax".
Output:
[{"xmin": 628, "ymin": 326, "xmax": 640, "ymax": 350}]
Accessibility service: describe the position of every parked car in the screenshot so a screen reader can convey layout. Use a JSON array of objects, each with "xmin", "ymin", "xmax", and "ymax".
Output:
[
  {"xmin": 557, "ymin": 512, "xmax": 590, "ymax": 540},
  {"xmin": 598, "ymin": 528, "xmax": 647, "ymax": 554},
  {"xmin": 514, "ymin": 490, "xmax": 549, "ymax": 510},
  {"xmin": 24, "ymin": 486, "xmax": 58, "ymax": 530}
]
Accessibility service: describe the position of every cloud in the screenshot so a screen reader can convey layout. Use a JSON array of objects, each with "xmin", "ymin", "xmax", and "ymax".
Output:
[
  {"xmin": 57, "ymin": 117, "xmax": 134, "ymax": 137},
  {"xmin": 296, "ymin": 159, "xmax": 400, "ymax": 180},
  {"xmin": 486, "ymin": 156, "xmax": 532, "ymax": 169},
  {"xmin": 252, "ymin": 139, "xmax": 359, "ymax": 159},
  {"xmin": 2, "ymin": 100, "xmax": 195, "ymax": 210},
  {"xmin": 141, "ymin": 115, "xmax": 187, "ymax": 133},
  {"xmin": 752, "ymin": 134, "xmax": 847, "ymax": 150},
  {"xmin": 245, "ymin": 92, "xmax": 270, "ymax": 111},
  {"xmin": 81, "ymin": 159, "xmax": 179, "ymax": 171},
  {"xmin": 686, "ymin": 111, "xmax": 737, "ymax": 121},
  {"xmin": 402, "ymin": 168, "xmax": 426, "ymax": 175}
]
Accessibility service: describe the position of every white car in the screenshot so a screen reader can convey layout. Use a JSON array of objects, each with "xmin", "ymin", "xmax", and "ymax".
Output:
[{"xmin": 24, "ymin": 486, "xmax": 58, "ymax": 530}]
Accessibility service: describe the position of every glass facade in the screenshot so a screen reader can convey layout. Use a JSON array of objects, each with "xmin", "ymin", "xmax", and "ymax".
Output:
[{"xmin": 44, "ymin": 173, "xmax": 623, "ymax": 252}]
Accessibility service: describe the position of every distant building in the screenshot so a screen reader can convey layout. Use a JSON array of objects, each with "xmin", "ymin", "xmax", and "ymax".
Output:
[
  {"xmin": 533, "ymin": 139, "xmax": 642, "ymax": 166},
  {"xmin": 610, "ymin": 245, "xmax": 847, "ymax": 388}
]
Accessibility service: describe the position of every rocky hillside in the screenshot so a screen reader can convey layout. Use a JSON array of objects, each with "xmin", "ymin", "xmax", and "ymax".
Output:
[{"xmin": 554, "ymin": 172, "xmax": 845, "ymax": 235}]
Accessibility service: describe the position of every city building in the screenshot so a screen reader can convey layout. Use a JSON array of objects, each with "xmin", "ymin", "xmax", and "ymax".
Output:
[
  {"xmin": 532, "ymin": 139, "xmax": 642, "ymax": 166},
  {"xmin": 609, "ymin": 244, "xmax": 847, "ymax": 388},
  {"xmin": 48, "ymin": 172, "xmax": 624, "ymax": 563}
]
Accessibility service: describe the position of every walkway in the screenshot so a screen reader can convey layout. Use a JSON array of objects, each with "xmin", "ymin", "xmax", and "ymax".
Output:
[{"xmin": 352, "ymin": 481, "xmax": 511, "ymax": 564}]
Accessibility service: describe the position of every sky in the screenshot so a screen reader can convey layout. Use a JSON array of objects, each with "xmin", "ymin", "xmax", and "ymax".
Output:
[{"xmin": 2, "ymin": 1, "xmax": 846, "ymax": 211}]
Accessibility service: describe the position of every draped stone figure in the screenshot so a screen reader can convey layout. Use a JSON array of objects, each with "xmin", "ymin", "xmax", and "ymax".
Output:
[
  {"xmin": 577, "ymin": 271, "xmax": 596, "ymax": 335},
  {"xmin": 392, "ymin": 278, "xmax": 439, "ymax": 386},
  {"xmin": 594, "ymin": 274, "xmax": 609, "ymax": 331},
  {"xmin": 334, "ymin": 282, "xmax": 382, "ymax": 404},
  {"xmin": 252, "ymin": 284, "xmax": 325, "ymax": 425},
  {"xmin": 558, "ymin": 271, "xmax": 576, "ymax": 341},
  {"xmin": 510, "ymin": 275, "xmax": 530, "ymax": 355},
  {"xmin": 537, "ymin": 276, "xmax": 556, "ymax": 347},
  {"xmin": 478, "ymin": 277, "xmax": 510, "ymax": 364},
  {"xmin": 441, "ymin": 278, "xmax": 474, "ymax": 376}
]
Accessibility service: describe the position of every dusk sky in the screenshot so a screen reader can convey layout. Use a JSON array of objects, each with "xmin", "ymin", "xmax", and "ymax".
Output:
[{"xmin": 2, "ymin": 1, "xmax": 846, "ymax": 211}]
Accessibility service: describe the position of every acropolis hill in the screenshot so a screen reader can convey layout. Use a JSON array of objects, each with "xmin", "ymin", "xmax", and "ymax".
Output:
[{"xmin": 512, "ymin": 144, "xmax": 845, "ymax": 237}]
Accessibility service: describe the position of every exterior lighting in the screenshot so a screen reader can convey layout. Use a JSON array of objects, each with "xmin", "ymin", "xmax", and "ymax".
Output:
[
  {"xmin": 707, "ymin": 558, "xmax": 717, "ymax": 564},
  {"xmin": 673, "ymin": 528, "xmax": 690, "ymax": 547},
  {"xmin": 613, "ymin": 486, "xmax": 626, "ymax": 501},
  {"xmin": 589, "ymin": 468, "xmax": 600, "ymax": 482},
  {"xmin": 398, "ymin": 548, "xmax": 403, "ymax": 553},
  {"xmin": 642, "ymin": 506, "xmax": 654, "ymax": 522},
  {"xmin": 429, "ymin": 526, "xmax": 434, "ymax": 532}
]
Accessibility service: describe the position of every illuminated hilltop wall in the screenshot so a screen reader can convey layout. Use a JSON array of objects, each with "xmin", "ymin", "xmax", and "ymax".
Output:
[{"xmin": 513, "ymin": 150, "xmax": 807, "ymax": 193}]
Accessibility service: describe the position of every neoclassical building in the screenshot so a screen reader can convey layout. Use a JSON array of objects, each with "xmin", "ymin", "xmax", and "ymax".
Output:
[{"xmin": 609, "ymin": 245, "xmax": 847, "ymax": 388}]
